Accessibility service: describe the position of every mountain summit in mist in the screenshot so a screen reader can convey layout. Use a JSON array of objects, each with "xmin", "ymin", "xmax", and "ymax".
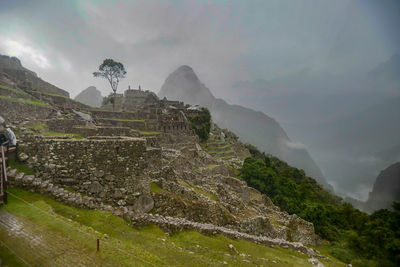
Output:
[
  {"xmin": 159, "ymin": 65, "xmax": 332, "ymax": 190},
  {"xmin": 365, "ymin": 162, "xmax": 400, "ymax": 212},
  {"xmin": 74, "ymin": 86, "xmax": 103, "ymax": 107}
]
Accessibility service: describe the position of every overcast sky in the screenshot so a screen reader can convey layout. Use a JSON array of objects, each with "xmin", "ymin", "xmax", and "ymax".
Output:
[{"xmin": 0, "ymin": 0, "xmax": 399, "ymax": 98}]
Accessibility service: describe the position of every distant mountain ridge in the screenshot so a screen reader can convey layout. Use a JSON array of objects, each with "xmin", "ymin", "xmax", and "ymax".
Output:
[
  {"xmin": 0, "ymin": 54, "xmax": 69, "ymax": 97},
  {"xmin": 230, "ymin": 54, "xmax": 400, "ymax": 198},
  {"xmin": 367, "ymin": 54, "xmax": 400, "ymax": 94},
  {"xmin": 74, "ymin": 86, "xmax": 103, "ymax": 107},
  {"xmin": 365, "ymin": 162, "xmax": 400, "ymax": 212},
  {"xmin": 159, "ymin": 65, "xmax": 332, "ymax": 190},
  {"xmin": 347, "ymin": 162, "xmax": 400, "ymax": 213}
]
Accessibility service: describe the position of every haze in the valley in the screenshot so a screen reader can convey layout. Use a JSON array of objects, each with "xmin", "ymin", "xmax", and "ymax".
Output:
[{"xmin": 1, "ymin": 0, "xmax": 399, "ymax": 200}]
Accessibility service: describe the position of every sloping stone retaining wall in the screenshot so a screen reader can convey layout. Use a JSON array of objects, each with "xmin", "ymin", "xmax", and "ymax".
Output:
[
  {"xmin": 6, "ymin": 166, "xmax": 321, "ymax": 258},
  {"xmin": 47, "ymin": 118, "xmax": 87, "ymax": 133},
  {"xmin": 0, "ymin": 98, "xmax": 53, "ymax": 122},
  {"xmin": 90, "ymin": 110, "xmax": 137, "ymax": 120},
  {"xmin": 17, "ymin": 133, "xmax": 156, "ymax": 208}
]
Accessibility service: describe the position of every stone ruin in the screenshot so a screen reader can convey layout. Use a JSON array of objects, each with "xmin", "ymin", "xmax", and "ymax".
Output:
[
  {"xmin": 99, "ymin": 85, "xmax": 193, "ymax": 135},
  {"xmin": 0, "ymin": 76, "xmax": 322, "ymax": 255}
]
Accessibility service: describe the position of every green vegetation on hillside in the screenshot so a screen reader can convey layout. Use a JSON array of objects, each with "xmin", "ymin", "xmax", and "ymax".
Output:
[
  {"xmin": 241, "ymin": 144, "xmax": 400, "ymax": 266},
  {"xmin": 0, "ymin": 95, "xmax": 49, "ymax": 107},
  {"xmin": 103, "ymin": 118, "xmax": 145, "ymax": 122},
  {"xmin": 0, "ymin": 188, "xmax": 346, "ymax": 266},
  {"xmin": 27, "ymin": 122, "xmax": 83, "ymax": 139},
  {"xmin": 8, "ymin": 159, "xmax": 35, "ymax": 175},
  {"xmin": 0, "ymin": 84, "xmax": 29, "ymax": 96},
  {"xmin": 43, "ymin": 131, "xmax": 84, "ymax": 139},
  {"xmin": 28, "ymin": 89, "xmax": 68, "ymax": 98},
  {"xmin": 131, "ymin": 129, "xmax": 161, "ymax": 135},
  {"xmin": 187, "ymin": 107, "xmax": 211, "ymax": 141}
]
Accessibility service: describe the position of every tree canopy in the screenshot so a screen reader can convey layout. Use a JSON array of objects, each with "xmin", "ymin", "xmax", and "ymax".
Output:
[
  {"xmin": 187, "ymin": 107, "xmax": 211, "ymax": 141},
  {"xmin": 93, "ymin": 59, "xmax": 126, "ymax": 95},
  {"xmin": 241, "ymin": 144, "xmax": 400, "ymax": 266}
]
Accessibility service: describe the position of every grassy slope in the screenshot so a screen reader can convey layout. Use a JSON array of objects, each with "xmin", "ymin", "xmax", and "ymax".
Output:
[
  {"xmin": 26, "ymin": 122, "xmax": 83, "ymax": 139},
  {"xmin": 0, "ymin": 95, "xmax": 49, "ymax": 107},
  {"xmin": 0, "ymin": 188, "xmax": 346, "ymax": 266}
]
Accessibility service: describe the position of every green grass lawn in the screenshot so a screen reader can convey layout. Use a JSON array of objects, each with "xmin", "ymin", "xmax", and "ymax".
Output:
[{"xmin": 0, "ymin": 188, "xmax": 346, "ymax": 266}]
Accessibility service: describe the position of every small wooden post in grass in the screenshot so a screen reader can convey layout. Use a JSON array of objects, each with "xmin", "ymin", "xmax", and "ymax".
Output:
[{"xmin": 97, "ymin": 239, "xmax": 100, "ymax": 252}]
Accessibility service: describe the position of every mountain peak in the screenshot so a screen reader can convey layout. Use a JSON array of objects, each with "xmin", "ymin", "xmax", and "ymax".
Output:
[
  {"xmin": 158, "ymin": 65, "xmax": 214, "ymax": 104},
  {"xmin": 170, "ymin": 65, "xmax": 199, "ymax": 83},
  {"xmin": 74, "ymin": 86, "xmax": 103, "ymax": 107},
  {"xmin": 158, "ymin": 67, "xmax": 329, "ymax": 189},
  {"xmin": 176, "ymin": 65, "xmax": 194, "ymax": 72}
]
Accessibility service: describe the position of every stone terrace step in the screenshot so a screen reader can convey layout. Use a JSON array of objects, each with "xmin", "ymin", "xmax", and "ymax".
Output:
[
  {"xmin": 132, "ymin": 214, "xmax": 319, "ymax": 257},
  {"xmin": 90, "ymin": 109, "xmax": 137, "ymax": 121},
  {"xmin": 206, "ymin": 140, "xmax": 229, "ymax": 147},
  {"xmin": 208, "ymin": 151, "xmax": 236, "ymax": 158},
  {"xmin": 6, "ymin": 167, "xmax": 324, "ymax": 259},
  {"xmin": 98, "ymin": 118, "xmax": 147, "ymax": 130},
  {"xmin": 0, "ymin": 84, "xmax": 32, "ymax": 99},
  {"xmin": 205, "ymin": 144, "xmax": 233, "ymax": 153}
]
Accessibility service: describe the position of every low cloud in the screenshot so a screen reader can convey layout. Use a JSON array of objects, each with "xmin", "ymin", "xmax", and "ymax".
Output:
[
  {"xmin": 0, "ymin": 38, "xmax": 51, "ymax": 69},
  {"xmin": 284, "ymin": 140, "xmax": 308, "ymax": 150}
]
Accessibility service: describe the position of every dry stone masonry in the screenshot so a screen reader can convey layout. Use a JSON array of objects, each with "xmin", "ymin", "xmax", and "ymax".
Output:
[
  {"xmin": 0, "ymin": 70, "xmax": 322, "ymax": 256},
  {"xmin": 17, "ymin": 132, "xmax": 158, "ymax": 211},
  {"xmin": 6, "ymin": 166, "xmax": 324, "ymax": 259}
]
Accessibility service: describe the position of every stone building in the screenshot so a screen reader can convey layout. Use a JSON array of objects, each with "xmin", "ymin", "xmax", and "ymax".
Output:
[{"xmin": 99, "ymin": 86, "xmax": 197, "ymax": 135}]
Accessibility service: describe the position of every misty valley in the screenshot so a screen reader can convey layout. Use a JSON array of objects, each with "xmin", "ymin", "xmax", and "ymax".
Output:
[{"xmin": 0, "ymin": 1, "xmax": 399, "ymax": 267}]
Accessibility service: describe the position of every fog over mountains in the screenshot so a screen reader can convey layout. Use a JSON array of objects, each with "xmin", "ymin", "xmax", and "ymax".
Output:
[
  {"xmin": 1, "ymin": 0, "xmax": 399, "ymax": 201},
  {"xmin": 159, "ymin": 65, "xmax": 332, "ymax": 190},
  {"xmin": 229, "ymin": 55, "xmax": 400, "ymax": 199}
]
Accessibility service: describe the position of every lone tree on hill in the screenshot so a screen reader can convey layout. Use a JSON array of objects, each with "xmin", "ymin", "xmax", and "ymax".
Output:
[{"xmin": 93, "ymin": 58, "xmax": 126, "ymax": 110}]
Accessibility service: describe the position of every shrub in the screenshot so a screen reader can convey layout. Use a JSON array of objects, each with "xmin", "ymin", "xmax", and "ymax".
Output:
[{"xmin": 187, "ymin": 107, "xmax": 211, "ymax": 141}]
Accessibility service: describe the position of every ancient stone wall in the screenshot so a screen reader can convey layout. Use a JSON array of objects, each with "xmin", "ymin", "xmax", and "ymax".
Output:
[
  {"xmin": 160, "ymin": 121, "xmax": 190, "ymax": 134},
  {"xmin": 75, "ymin": 126, "xmax": 133, "ymax": 137},
  {"xmin": 90, "ymin": 110, "xmax": 137, "ymax": 120},
  {"xmin": 0, "ymin": 98, "xmax": 53, "ymax": 123},
  {"xmin": 17, "ymin": 134, "xmax": 157, "ymax": 209},
  {"xmin": 28, "ymin": 91, "xmax": 88, "ymax": 110},
  {"xmin": 0, "ymin": 87, "xmax": 30, "ymax": 99},
  {"xmin": 98, "ymin": 118, "xmax": 147, "ymax": 130},
  {"xmin": 158, "ymin": 134, "xmax": 199, "ymax": 145},
  {"xmin": 47, "ymin": 118, "xmax": 87, "ymax": 133}
]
